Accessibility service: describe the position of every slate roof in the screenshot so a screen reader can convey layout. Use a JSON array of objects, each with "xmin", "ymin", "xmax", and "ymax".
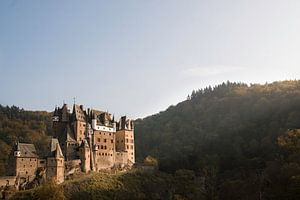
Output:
[
  {"xmin": 90, "ymin": 109, "xmax": 104, "ymax": 120},
  {"xmin": 15, "ymin": 143, "xmax": 38, "ymax": 158},
  {"xmin": 49, "ymin": 138, "xmax": 64, "ymax": 158},
  {"xmin": 53, "ymin": 104, "xmax": 70, "ymax": 122},
  {"xmin": 91, "ymin": 109, "xmax": 114, "ymax": 126},
  {"xmin": 73, "ymin": 104, "xmax": 86, "ymax": 122}
]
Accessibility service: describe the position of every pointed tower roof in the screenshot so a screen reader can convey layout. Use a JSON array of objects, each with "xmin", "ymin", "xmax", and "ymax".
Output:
[
  {"xmin": 72, "ymin": 104, "xmax": 86, "ymax": 122},
  {"xmin": 49, "ymin": 138, "xmax": 64, "ymax": 158},
  {"xmin": 55, "ymin": 143, "xmax": 64, "ymax": 158}
]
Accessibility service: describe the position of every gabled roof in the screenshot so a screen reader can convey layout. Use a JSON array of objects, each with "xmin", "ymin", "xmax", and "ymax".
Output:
[
  {"xmin": 15, "ymin": 143, "xmax": 38, "ymax": 158},
  {"xmin": 49, "ymin": 138, "xmax": 64, "ymax": 158},
  {"xmin": 65, "ymin": 124, "xmax": 76, "ymax": 142},
  {"xmin": 91, "ymin": 110, "xmax": 114, "ymax": 126},
  {"xmin": 90, "ymin": 109, "xmax": 104, "ymax": 119},
  {"xmin": 53, "ymin": 104, "xmax": 70, "ymax": 122},
  {"xmin": 55, "ymin": 124, "xmax": 76, "ymax": 144},
  {"xmin": 73, "ymin": 104, "xmax": 86, "ymax": 122}
]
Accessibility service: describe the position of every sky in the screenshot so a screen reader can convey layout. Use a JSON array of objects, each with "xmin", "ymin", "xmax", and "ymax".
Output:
[{"xmin": 1, "ymin": 0, "xmax": 300, "ymax": 118}]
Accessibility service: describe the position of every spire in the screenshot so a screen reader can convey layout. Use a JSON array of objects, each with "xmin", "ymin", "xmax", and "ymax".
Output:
[{"xmin": 55, "ymin": 143, "xmax": 64, "ymax": 158}]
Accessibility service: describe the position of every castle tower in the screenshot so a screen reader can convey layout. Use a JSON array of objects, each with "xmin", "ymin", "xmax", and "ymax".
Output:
[
  {"xmin": 72, "ymin": 104, "xmax": 87, "ymax": 143},
  {"xmin": 79, "ymin": 139, "xmax": 91, "ymax": 173},
  {"xmin": 52, "ymin": 104, "xmax": 69, "ymax": 137},
  {"xmin": 116, "ymin": 116, "xmax": 135, "ymax": 165},
  {"xmin": 46, "ymin": 138, "xmax": 64, "ymax": 184},
  {"xmin": 52, "ymin": 104, "xmax": 77, "ymax": 161},
  {"xmin": 90, "ymin": 111, "xmax": 116, "ymax": 171}
]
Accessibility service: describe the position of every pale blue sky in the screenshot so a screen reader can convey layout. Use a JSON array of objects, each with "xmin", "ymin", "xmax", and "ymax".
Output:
[{"xmin": 1, "ymin": 0, "xmax": 300, "ymax": 118}]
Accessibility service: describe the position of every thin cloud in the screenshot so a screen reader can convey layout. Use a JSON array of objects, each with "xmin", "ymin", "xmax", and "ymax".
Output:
[{"xmin": 183, "ymin": 65, "xmax": 245, "ymax": 77}]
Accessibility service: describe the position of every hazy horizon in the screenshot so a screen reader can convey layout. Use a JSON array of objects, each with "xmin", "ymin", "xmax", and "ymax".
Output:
[{"xmin": 1, "ymin": 1, "xmax": 300, "ymax": 118}]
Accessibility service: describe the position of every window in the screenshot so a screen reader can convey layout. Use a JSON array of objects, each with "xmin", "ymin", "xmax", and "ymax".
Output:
[
  {"xmin": 126, "ymin": 139, "xmax": 128, "ymax": 143},
  {"xmin": 104, "ymin": 146, "xmax": 107, "ymax": 150},
  {"xmin": 111, "ymin": 139, "xmax": 113, "ymax": 143},
  {"xmin": 127, "ymin": 145, "xmax": 129, "ymax": 149},
  {"xmin": 101, "ymin": 145, "xmax": 103, "ymax": 149},
  {"xmin": 104, "ymin": 139, "xmax": 107, "ymax": 143},
  {"xmin": 121, "ymin": 140, "xmax": 123, "ymax": 143},
  {"xmin": 131, "ymin": 145, "xmax": 133, "ymax": 149},
  {"xmin": 109, "ymin": 133, "xmax": 111, "ymax": 136},
  {"xmin": 98, "ymin": 138, "xmax": 100, "ymax": 142}
]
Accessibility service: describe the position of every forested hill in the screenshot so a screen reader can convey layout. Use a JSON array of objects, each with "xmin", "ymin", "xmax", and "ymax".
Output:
[
  {"xmin": 135, "ymin": 80, "xmax": 300, "ymax": 199},
  {"xmin": 0, "ymin": 105, "xmax": 52, "ymax": 174},
  {"xmin": 3, "ymin": 81, "xmax": 300, "ymax": 199}
]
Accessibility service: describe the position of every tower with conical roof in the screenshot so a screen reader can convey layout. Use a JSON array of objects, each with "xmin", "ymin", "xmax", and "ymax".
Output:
[{"xmin": 46, "ymin": 138, "xmax": 64, "ymax": 184}]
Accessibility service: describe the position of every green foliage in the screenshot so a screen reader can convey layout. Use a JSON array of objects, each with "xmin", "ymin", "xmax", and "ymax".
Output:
[
  {"xmin": 5, "ymin": 80, "xmax": 300, "ymax": 199},
  {"xmin": 12, "ymin": 170, "xmax": 203, "ymax": 200},
  {"xmin": 0, "ymin": 105, "xmax": 52, "ymax": 175},
  {"xmin": 135, "ymin": 80, "xmax": 300, "ymax": 199},
  {"xmin": 11, "ymin": 180, "xmax": 65, "ymax": 200},
  {"xmin": 34, "ymin": 180, "xmax": 65, "ymax": 200}
]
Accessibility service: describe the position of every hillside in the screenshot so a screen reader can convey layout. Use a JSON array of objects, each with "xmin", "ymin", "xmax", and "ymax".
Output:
[
  {"xmin": 12, "ymin": 170, "xmax": 203, "ymax": 200},
  {"xmin": 0, "ymin": 105, "xmax": 52, "ymax": 175},
  {"xmin": 135, "ymin": 81, "xmax": 300, "ymax": 199},
  {"xmin": 3, "ymin": 81, "xmax": 300, "ymax": 199}
]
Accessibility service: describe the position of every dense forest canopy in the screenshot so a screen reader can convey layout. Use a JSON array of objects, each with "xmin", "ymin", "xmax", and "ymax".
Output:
[
  {"xmin": 135, "ymin": 80, "xmax": 300, "ymax": 199},
  {"xmin": 2, "ymin": 80, "xmax": 300, "ymax": 199}
]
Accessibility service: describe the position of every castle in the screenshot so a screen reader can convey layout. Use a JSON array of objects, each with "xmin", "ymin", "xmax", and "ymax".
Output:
[
  {"xmin": 52, "ymin": 103, "xmax": 135, "ymax": 172},
  {"xmin": 2, "ymin": 103, "xmax": 135, "ymax": 188}
]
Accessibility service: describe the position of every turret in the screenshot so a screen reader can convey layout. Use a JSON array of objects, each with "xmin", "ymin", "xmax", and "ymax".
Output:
[
  {"xmin": 79, "ymin": 139, "xmax": 91, "ymax": 173},
  {"xmin": 46, "ymin": 138, "xmax": 64, "ymax": 184},
  {"xmin": 13, "ymin": 142, "xmax": 21, "ymax": 157}
]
